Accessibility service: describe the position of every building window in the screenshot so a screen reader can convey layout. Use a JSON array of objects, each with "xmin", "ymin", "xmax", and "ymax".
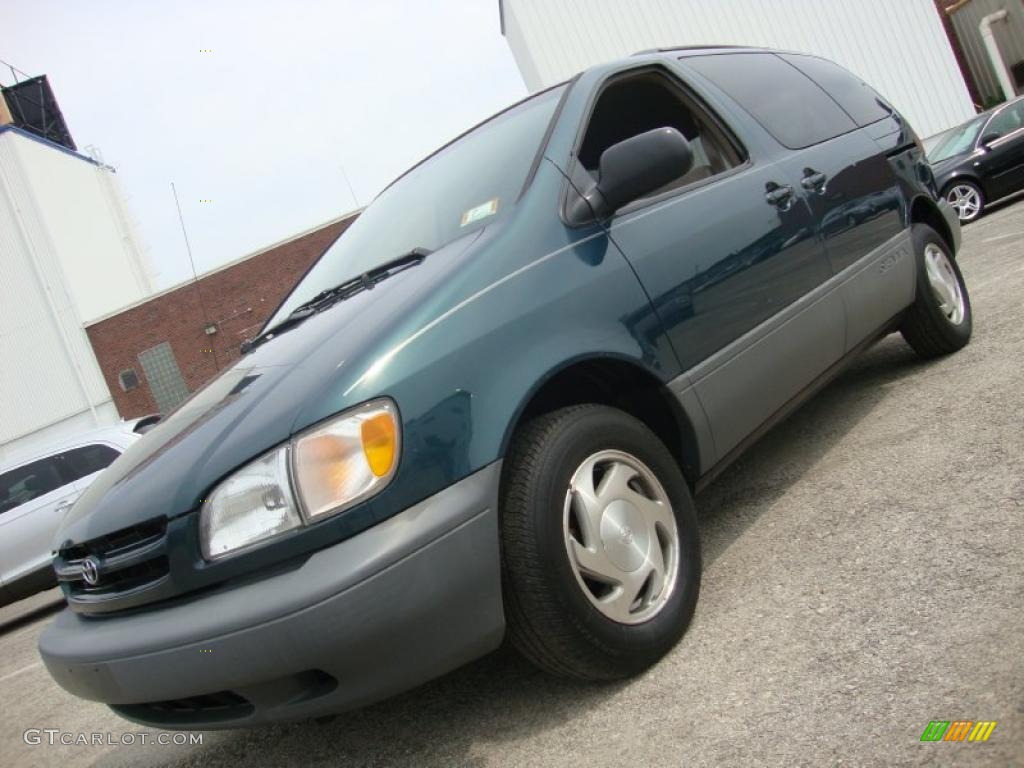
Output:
[
  {"xmin": 138, "ymin": 342, "xmax": 189, "ymax": 415},
  {"xmin": 119, "ymin": 368, "xmax": 140, "ymax": 391}
]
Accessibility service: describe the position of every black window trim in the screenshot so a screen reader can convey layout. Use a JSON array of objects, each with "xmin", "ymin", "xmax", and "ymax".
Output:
[{"xmin": 559, "ymin": 62, "xmax": 753, "ymax": 228}]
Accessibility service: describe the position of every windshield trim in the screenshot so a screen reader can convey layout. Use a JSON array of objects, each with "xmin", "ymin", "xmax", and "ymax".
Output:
[{"xmin": 516, "ymin": 74, "xmax": 578, "ymax": 201}]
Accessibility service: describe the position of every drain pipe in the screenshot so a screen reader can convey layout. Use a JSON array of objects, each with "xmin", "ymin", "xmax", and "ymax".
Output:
[{"xmin": 980, "ymin": 10, "xmax": 1016, "ymax": 101}]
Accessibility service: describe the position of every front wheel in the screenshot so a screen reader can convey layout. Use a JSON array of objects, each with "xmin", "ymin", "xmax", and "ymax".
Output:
[
  {"xmin": 500, "ymin": 405, "xmax": 701, "ymax": 681},
  {"xmin": 899, "ymin": 224, "xmax": 972, "ymax": 358},
  {"xmin": 944, "ymin": 180, "xmax": 984, "ymax": 223}
]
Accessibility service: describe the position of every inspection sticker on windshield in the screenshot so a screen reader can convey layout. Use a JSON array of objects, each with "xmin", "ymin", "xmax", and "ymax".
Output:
[{"xmin": 461, "ymin": 198, "xmax": 499, "ymax": 227}]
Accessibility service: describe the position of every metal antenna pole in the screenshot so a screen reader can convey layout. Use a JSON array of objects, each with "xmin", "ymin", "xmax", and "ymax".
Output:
[
  {"xmin": 171, "ymin": 182, "xmax": 220, "ymax": 370},
  {"xmin": 340, "ymin": 164, "xmax": 360, "ymax": 208}
]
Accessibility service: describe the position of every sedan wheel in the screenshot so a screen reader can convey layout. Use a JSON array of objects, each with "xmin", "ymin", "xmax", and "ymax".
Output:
[{"xmin": 945, "ymin": 182, "xmax": 983, "ymax": 223}]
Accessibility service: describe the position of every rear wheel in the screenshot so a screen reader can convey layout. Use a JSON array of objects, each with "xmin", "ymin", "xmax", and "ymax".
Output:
[
  {"xmin": 900, "ymin": 224, "xmax": 972, "ymax": 357},
  {"xmin": 500, "ymin": 405, "xmax": 701, "ymax": 681},
  {"xmin": 944, "ymin": 180, "xmax": 984, "ymax": 223}
]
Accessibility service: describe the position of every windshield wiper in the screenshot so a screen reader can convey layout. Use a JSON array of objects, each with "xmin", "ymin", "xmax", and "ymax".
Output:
[{"xmin": 242, "ymin": 247, "xmax": 432, "ymax": 353}]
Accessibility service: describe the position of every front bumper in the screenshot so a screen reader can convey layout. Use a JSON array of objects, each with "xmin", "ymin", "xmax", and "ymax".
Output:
[{"xmin": 39, "ymin": 462, "xmax": 505, "ymax": 729}]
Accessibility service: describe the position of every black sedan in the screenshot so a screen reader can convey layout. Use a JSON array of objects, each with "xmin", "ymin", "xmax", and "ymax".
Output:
[{"xmin": 926, "ymin": 96, "xmax": 1024, "ymax": 223}]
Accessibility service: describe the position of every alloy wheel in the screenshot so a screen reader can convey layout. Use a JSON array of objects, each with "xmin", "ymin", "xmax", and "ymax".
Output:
[{"xmin": 946, "ymin": 184, "xmax": 981, "ymax": 222}]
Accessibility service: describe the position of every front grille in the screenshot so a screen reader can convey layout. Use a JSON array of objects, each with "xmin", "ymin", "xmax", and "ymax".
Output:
[
  {"xmin": 112, "ymin": 691, "xmax": 253, "ymax": 725},
  {"xmin": 55, "ymin": 518, "xmax": 170, "ymax": 614}
]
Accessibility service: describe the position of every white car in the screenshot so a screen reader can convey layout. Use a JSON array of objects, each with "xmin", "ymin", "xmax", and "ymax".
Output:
[{"xmin": 0, "ymin": 417, "xmax": 159, "ymax": 607}]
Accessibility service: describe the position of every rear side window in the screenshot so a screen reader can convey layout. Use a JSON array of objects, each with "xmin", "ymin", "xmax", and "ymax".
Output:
[
  {"xmin": 781, "ymin": 54, "xmax": 891, "ymax": 127},
  {"xmin": 62, "ymin": 444, "xmax": 120, "ymax": 483},
  {"xmin": 0, "ymin": 457, "xmax": 66, "ymax": 514},
  {"xmin": 686, "ymin": 52, "xmax": 856, "ymax": 149}
]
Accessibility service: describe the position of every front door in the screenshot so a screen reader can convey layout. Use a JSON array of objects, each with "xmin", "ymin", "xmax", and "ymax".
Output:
[
  {"xmin": 559, "ymin": 62, "xmax": 844, "ymax": 463},
  {"xmin": 0, "ymin": 455, "xmax": 79, "ymax": 583}
]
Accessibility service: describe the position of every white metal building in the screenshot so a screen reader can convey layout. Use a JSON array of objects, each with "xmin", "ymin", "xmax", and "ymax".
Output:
[
  {"xmin": 500, "ymin": 0, "xmax": 976, "ymax": 138},
  {"xmin": 0, "ymin": 125, "xmax": 154, "ymax": 462}
]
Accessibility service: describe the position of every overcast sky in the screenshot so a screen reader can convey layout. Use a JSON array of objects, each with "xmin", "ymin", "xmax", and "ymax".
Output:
[{"xmin": 5, "ymin": 0, "xmax": 527, "ymax": 288}]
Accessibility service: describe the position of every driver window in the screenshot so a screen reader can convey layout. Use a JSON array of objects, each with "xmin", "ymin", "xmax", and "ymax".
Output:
[
  {"xmin": 578, "ymin": 70, "xmax": 744, "ymax": 200},
  {"xmin": 986, "ymin": 103, "xmax": 1024, "ymax": 138}
]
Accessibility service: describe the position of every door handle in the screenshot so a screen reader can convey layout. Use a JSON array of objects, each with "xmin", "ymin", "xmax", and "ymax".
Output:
[
  {"xmin": 765, "ymin": 182, "xmax": 794, "ymax": 209},
  {"xmin": 801, "ymin": 168, "xmax": 828, "ymax": 192},
  {"xmin": 55, "ymin": 501, "xmax": 73, "ymax": 516}
]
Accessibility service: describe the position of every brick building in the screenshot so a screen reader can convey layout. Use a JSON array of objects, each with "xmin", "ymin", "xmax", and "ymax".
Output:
[{"xmin": 86, "ymin": 212, "xmax": 357, "ymax": 419}]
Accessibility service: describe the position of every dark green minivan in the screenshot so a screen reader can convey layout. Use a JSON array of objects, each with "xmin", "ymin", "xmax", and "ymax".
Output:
[{"xmin": 40, "ymin": 47, "xmax": 969, "ymax": 728}]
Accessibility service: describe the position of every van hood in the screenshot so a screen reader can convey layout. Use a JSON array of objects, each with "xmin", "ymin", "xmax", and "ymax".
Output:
[{"xmin": 56, "ymin": 231, "xmax": 485, "ymax": 547}]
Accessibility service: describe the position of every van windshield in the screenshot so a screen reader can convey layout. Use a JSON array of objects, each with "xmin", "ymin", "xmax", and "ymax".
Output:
[{"xmin": 266, "ymin": 85, "xmax": 566, "ymax": 328}]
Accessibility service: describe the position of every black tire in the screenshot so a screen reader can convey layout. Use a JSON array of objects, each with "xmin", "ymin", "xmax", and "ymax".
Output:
[
  {"xmin": 500, "ymin": 404, "xmax": 701, "ymax": 681},
  {"xmin": 899, "ymin": 224, "xmax": 972, "ymax": 358},
  {"xmin": 942, "ymin": 180, "xmax": 984, "ymax": 224}
]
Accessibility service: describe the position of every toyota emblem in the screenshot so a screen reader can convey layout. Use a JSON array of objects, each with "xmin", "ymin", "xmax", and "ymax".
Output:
[{"xmin": 81, "ymin": 556, "xmax": 101, "ymax": 586}]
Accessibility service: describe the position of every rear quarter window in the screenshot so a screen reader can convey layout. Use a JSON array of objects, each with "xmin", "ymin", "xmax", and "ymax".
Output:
[
  {"xmin": 780, "ymin": 54, "xmax": 892, "ymax": 127},
  {"xmin": 685, "ymin": 52, "xmax": 856, "ymax": 150}
]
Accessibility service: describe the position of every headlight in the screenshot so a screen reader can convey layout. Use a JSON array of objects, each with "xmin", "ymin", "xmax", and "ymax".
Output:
[
  {"xmin": 200, "ymin": 446, "xmax": 300, "ymax": 559},
  {"xmin": 293, "ymin": 400, "xmax": 400, "ymax": 518},
  {"xmin": 200, "ymin": 399, "xmax": 400, "ymax": 560}
]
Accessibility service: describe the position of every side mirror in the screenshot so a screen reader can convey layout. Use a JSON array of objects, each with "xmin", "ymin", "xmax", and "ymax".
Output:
[
  {"xmin": 570, "ymin": 127, "xmax": 694, "ymax": 223},
  {"xmin": 980, "ymin": 132, "xmax": 1001, "ymax": 148}
]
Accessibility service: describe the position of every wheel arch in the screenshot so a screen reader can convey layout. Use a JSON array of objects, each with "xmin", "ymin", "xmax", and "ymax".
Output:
[
  {"xmin": 939, "ymin": 174, "xmax": 987, "ymax": 204},
  {"xmin": 500, "ymin": 355, "xmax": 704, "ymax": 485},
  {"xmin": 910, "ymin": 194, "xmax": 957, "ymax": 252}
]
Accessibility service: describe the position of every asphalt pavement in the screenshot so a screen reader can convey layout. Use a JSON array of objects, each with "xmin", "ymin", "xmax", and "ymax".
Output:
[{"xmin": 2, "ymin": 200, "xmax": 1022, "ymax": 767}]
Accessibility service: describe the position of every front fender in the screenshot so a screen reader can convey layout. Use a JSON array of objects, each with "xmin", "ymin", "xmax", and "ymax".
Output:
[{"xmin": 333, "ymin": 219, "xmax": 678, "ymax": 513}]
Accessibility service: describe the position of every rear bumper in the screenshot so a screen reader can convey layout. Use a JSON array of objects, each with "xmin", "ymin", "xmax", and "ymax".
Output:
[{"xmin": 38, "ymin": 462, "xmax": 505, "ymax": 729}]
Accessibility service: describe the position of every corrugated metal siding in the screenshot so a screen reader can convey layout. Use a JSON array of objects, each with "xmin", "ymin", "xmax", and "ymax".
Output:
[
  {"xmin": 0, "ymin": 132, "xmax": 115, "ymax": 446},
  {"xmin": 11, "ymin": 133, "xmax": 153, "ymax": 323},
  {"xmin": 503, "ymin": 0, "xmax": 976, "ymax": 137},
  {"xmin": 949, "ymin": 0, "xmax": 1024, "ymax": 104}
]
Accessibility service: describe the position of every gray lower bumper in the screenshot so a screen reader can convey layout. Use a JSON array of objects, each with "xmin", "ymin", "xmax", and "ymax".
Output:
[{"xmin": 38, "ymin": 462, "xmax": 505, "ymax": 729}]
